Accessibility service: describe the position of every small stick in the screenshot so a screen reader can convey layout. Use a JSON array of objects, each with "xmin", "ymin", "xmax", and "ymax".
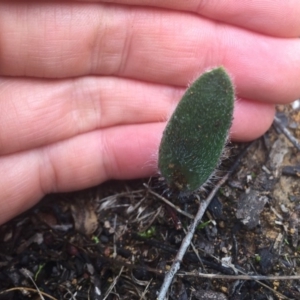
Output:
[
  {"xmin": 20, "ymin": 268, "xmax": 45, "ymax": 300},
  {"xmin": 144, "ymin": 186, "xmax": 194, "ymax": 219},
  {"xmin": 0, "ymin": 287, "xmax": 57, "ymax": 300},
  {"xmin": 140, "ymin": 279, "xmax": 153, "ymax": 300},
  {"xmin": 179, "ymin": 271, "xmax": 300, "ymax": 281},
  {"xmin": 157, "ymin": 144, "xmax": 251, "ymax": 300},
  {"xmin": 103, "ymin": 266, "xmax": 124, "ymax": 300},
  {"xmin": 113, "ymin": 214, "xmax": 117, "ymax": 259},
  {"xmin": 179, "ymin": 272, "xmax": 292, "ymax": 300},
  {"xmin": 157, "ymin": 172, "xmax": 230, "ymax": 300},
  {"xmin": 273, "ymin": 116, "xmax": 300, "ymax": 151}
]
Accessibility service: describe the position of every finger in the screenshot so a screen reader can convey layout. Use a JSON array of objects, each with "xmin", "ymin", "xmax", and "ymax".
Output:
[
  {"xmin": 0, "ymin": 123, "xmax": 162, "ymax": 225},
  {"xmin": 94, "ymin": 0, "xmax": 300, "ymax": 37},
  {"xmin": 0, "ymin": 101, "xmax": 274, "ymax": 225},
  {"xmin": 0, "ymin": 75, "xmax": 273, "ymax": 155},
  {"xmin": 1, "ymin": 3, "xmax": 300, "ymax": 103},
  {"xmin": 0, "ymin": 76, "xmax": 181, "ymax": 155},
  {"xmin": 231, "ymin": 99, "xmax": 275, "ymax": 141}
]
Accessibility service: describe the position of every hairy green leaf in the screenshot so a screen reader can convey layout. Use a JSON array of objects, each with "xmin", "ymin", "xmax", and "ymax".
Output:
[{"xmin": 158, "ymin": 67, "xmax": 234, "ymax": 193}]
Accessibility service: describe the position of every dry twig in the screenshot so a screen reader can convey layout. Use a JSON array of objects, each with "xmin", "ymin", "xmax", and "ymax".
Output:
[
  {"xmin": 157, "ymin": 173, "xmax": 230, "ymax": 300},
  {"xmin": 20, "ymin": 268, "xmax": 45, "ymax": 300},
  {"xmin": 157, "ymin": 144, "xmax": 252, "ymax": 300},
  {"xmin": 0, "ymin": 287, "xmax": 57, "ymax": 300},
  {"xmin": 179, "ymin": 271, "xmax": 300, "ymax": 281},
  {"xmin": 145, "ymin": 187, "xmax": 194, "ymax": 219},
  {"xmin": 273, "ymin": 116, "xmax": 300, "ymax": 151},
  {"xmin": 103, "ymin": 266, "xmax": 124, "ymax": 300}
]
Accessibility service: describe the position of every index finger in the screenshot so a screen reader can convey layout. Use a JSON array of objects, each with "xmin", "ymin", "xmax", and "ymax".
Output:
[{"xmin": 92, "ymin": 0, "xmax": 300, "ymax": 37}]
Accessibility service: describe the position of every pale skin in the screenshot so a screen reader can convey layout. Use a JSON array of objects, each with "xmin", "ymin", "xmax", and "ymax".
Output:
[{"xmin": 0, "ymin": 0, "xmax": 300, "ymax": 225}]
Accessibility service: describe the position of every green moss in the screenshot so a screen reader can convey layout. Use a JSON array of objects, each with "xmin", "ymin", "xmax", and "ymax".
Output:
[
  {"xmin": 196, "ymin": 220, "xmax": 211, "ymax": 230},
  {"xmin": 138, "ymin": 226, "xmax": 156, "ymax": 238},
  {"xmin": 158, "ymin": 67, "xmax": 234, "ymax": 193}
]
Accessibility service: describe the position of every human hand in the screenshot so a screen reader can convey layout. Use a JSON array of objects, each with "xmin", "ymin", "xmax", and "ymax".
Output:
[{"xmin": 1, "ymin": 1, "xmax": 299, "ymax": 224}]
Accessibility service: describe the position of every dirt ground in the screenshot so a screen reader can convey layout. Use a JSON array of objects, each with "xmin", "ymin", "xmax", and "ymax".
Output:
[{"xmin": 0, "ymin": 103, "xmax": 300, "ymax": 300}]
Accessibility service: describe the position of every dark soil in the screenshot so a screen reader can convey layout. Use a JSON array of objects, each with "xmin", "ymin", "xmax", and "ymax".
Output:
[{"xmin": 1, "ymin": 104, "xmax": 300, "ymax": 300}]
